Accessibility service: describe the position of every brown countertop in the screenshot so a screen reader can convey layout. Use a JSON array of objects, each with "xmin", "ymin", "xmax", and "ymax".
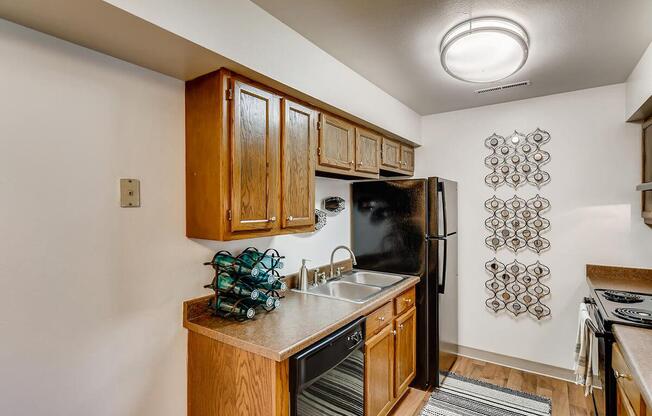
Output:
[
  {"xmin": 183, "ymin": 276, "xmax": 420, "ymax": 361},
  {"xmin": 586, "ymin": 264, "xmax": 652, "ymax": 293},
  {"xmin": 613, "ymin": 325, "xmax": 652, "ymax": 407}
]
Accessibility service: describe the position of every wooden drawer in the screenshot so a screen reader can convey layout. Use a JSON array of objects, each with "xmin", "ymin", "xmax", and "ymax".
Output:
[
  {"xmin": 613, "ymin": 343, "xmax": 643, "ymax": 415},
  {"xmin": 366, "ymin": 302, "xmax": 393, "ymax": 339},
  {"xmin": 394, "ymin": 287, "xmax": 416, "ymax": 316}
]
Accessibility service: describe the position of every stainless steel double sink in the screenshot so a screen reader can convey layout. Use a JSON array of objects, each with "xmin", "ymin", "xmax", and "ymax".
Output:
[{"xmin": 293, "ymin": 270, "xmax": 407, "ymax": 304}]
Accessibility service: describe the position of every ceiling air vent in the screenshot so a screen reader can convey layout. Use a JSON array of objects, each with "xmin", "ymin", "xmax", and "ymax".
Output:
[{"xmin": 475, "ymin": 81, "xmax": 531, "ymax": 94}]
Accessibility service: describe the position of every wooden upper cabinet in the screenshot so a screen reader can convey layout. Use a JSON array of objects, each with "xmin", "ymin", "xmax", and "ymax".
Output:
[
  {"xmin": 394, "ymin": 307, "xmax": 417, "ymax": 397},
  {"xmin": 281, "ymin": 99, "xmax": 316, "ymax": 229},
  {"xmin": 230, "ymin": 79, "xmax": 280, "ymax": 232},
  {"xmin": 355, "ymin": 127, "xmax": 381, "ymax": 174},
  {"xmin": 185, "ymin": 68, "xmax": 415, "ymax": 240},
  {"xmin": 400, "ymin": 145, "xmax": 415, "ymax": 174},
  {"xmin": 318, "ymin": 114, "xmax": 355, "ymax": 172},
  {"xmin": 365, "ymin": 325, "xmax": 395, "ymax": 416},
  {"xmin": 381, "ymin": 137, "xmax": 401, "ymax": 170}
]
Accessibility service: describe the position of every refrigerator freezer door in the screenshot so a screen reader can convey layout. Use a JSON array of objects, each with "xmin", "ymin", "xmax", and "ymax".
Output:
[
  {"xmin": 438, "ymin": 233, "xmax": 458, "ymax": 382},
  {"xmin": 351, "ymin": 179, "xmax": 427, "ymax": 275},
  {"xmin": 428, "ymin": 178, "xmax": 458, "ymax": 237}
]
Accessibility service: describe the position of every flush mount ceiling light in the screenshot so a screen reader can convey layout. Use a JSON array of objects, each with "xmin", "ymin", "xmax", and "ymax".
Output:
[{"xmin": 440, "ymin": 17, "xmax": 529, "ymax": 83}]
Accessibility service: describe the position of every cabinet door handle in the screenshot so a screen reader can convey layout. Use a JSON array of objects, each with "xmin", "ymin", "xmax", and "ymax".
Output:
[
  {"xmin": 287, "ymin": 216, "xmax": 293, "ymax": 221},
  {"xmin": 377, "ymin": 316, "xmax": 385, "ymax": 322},
  {"xmin": 399, "ymin": 324, "xmax": 404, "ymax": 330},
  {"xmin": 269, "ymin": 216, "xmax": 277, "ymax": 222},
  {"xmin": 358, "ymin": 162, "xmax": 363, "ymax": 166},
  {"xmin": 404, "ymin": 298, "xmax": 412, "ymax": 304},
  {"xmin": 349, "ymin": 160, "xmax": 354, "ymax": 165},
  {"xmin": 614, "ymin": 370, "xmax": 631, "ymax": 380},
  {"xmin": 391, "ymin": 330, "xmax": 397, "ymax": 336}
]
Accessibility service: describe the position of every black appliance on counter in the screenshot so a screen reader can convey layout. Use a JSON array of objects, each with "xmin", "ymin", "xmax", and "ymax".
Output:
[
  {"xmin": 351, "ymin": 178, "xmax": 458, "ymax": 389},
  {"xmin": 290, "ymin": 317, "xmax": 366, "ymax": 416},
  {"xmin": 585, "ymin": 288, "xmax": 652, "ymax": 415}
]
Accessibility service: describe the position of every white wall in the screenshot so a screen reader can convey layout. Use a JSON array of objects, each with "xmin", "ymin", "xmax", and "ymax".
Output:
[
  {"xmin": 418, "ymin": 84, "xmax": 650, "ymax": 370},
  {"xmin": 102, "ymin": 0, "xmax": 422, "ymax": 144},
  {"xmin": 0, "ymin": 19, "xmax": 352, "ymax": 416},
  {"xmin": 626, "ymin": 40, "xmax": 652, "ymax": 120}
]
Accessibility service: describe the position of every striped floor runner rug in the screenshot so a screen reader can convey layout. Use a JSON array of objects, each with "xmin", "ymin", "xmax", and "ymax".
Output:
[{"xmin": 421, "ymin": 372, "xmax": 552, "ymax": 416}]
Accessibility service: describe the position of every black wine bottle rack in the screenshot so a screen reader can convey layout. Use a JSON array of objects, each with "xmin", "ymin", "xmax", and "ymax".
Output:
[{"xmin": 203, "ymin": 247, "xmax": 285, "ymax": 321}]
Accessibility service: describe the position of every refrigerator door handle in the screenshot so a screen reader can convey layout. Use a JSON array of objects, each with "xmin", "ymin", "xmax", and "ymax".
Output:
[
  {"xmin": 438, "ymin": 180, "xmax": 448, "ymax": 237},
  {"xmin": 439, "ymin": 238, "xmax": 448, "ymax": 294}
]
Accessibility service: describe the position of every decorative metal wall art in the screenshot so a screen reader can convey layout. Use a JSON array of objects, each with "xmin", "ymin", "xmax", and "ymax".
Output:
[
  {"xmin": 485, "ymin": 128, "xmax": 551, "ymax": 189},
  {"xmin": 323, "ymin": 196, "xmax": 345, "ymax": 213},
  {"xmin": 485, "ymin": 258, "xmax": 551, "ymax": 320},
  {"xmin": 314, "ymin": 209, "xmax": 327, "ymax": 231},
  {"xmin": 484, "ymin": 194, "xmax": 550, "ymax": 253}
]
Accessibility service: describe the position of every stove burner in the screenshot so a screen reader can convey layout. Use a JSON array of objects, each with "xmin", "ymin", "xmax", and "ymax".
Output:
[
  {"xmin": 602, "ymin": 290, "xmax": 644, "ymax": 303},
  {"xmin": 614, "ymin": 308, "xmax": 652, "ymax": 324}
]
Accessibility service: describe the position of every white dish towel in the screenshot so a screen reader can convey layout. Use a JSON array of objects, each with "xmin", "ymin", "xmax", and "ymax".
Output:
[{"xmin": 573, "ymin": 302, "xmax": 594, "ymax": 396}]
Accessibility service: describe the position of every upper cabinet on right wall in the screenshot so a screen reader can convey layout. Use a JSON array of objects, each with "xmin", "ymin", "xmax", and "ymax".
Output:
[
  {"xmin": 380, "ymin": 137, "xmax": 414, "ymax": 176},
  {"xmin": 316, "ymin": 114, "xmax": 415, "ymax": 179}
]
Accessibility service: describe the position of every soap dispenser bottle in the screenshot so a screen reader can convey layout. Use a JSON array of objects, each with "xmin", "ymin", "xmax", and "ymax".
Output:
[{"xmin": 298, "ymin": 259, "xmax": 310, "ymax": 291}]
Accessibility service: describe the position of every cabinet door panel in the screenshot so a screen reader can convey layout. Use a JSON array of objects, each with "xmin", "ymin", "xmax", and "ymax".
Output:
[
  {"xmin": 231, "ymin": 80, "xmax": 280, "ymax": 232},
  {"xmin": 281, "ymin": 99, "xmax": 316, "ymax": 229},
  {"xmin": 319, "ymin": 114, "xmax": 355, "ymax": 171},
  {"xmin": 400, "ymin": 145, "xmax": 415, "ymax": 173},
  {"xmin": 365, "ymin": 325, "xmax": 395, "ymax": 416},
  {"xmin": 355, "ymin": 128, "xmax": 381, "ymax": 174},
  {"xmin": 394, "ymin": 307, "xmax": 416, "ymax": 397},
  {"xmin": 381, "ymin": 137, "xmax": 401, "ymax": 169}
]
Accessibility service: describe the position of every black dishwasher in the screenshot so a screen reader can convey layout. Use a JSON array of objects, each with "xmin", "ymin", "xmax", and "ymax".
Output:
[{"xmin": 290, "ymin": 317, "xmax": 366, "ymax": 416}]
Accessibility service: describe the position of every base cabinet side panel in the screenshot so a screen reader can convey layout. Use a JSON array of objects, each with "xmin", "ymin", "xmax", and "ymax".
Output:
[{"xmin": 188, "ymin": 332, "xmax": 289, "ymax": 416}]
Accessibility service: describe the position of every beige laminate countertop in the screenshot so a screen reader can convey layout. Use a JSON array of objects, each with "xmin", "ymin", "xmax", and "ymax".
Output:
[
  {"xmin": 183, "ymin": 276, "xmax": 420, "ymax": 362},
  {"xmin": 613, "ymin": 325, "xmax": 652, "ymax": 408},
  {"xmin": 586, "ymin": 264, "xmax": 652, "ymax": 293}
]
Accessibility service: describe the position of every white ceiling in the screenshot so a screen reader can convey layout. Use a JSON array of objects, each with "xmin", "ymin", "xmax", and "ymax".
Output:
[{"xmin": 251, "ymin": 0, "xmax": 652, "ymax": 115}]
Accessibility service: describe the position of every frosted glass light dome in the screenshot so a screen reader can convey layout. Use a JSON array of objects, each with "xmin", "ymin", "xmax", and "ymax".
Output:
[{"xmin": 440, "ymin": 17, "xmax": 529, "ymax": 83}]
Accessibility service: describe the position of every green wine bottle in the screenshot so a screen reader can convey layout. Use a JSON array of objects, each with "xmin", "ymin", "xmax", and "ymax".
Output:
[
  {"xmin": 258, "ymin": 279, "xmax": 287, "ymax": 293},
  {"xmin": 210, "ymin": 253, "xmax": 261, "ymax": 277},
  {"xmin": 215, "ymin": 297, "xmax": 255, "ymax": 319},
  {"xmin": 239, "ymin": 250, "xmax": 285, "ymax": 270},
  {"xmin": 215, "ymin": 273, "xmax": 260, "ymax": 300},
  {"xmin": 253, "ymin": 292, "xmax": 281, "ymax": 308}
]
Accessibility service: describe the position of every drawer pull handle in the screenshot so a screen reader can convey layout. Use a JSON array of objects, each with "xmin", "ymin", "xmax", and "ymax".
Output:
[
  {"xmin": 404, "ymin": 298, "xmax": 412, "ymax": 303},
  {"xmin": 377, "ymin": 316, "xmax": 385, "ymax": 322},
  {"xmin": 614, "ymin": 370, "xmax": 631, "ymax": 380}
]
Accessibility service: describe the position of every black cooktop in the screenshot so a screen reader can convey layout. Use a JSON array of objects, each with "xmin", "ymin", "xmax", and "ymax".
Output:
[{"xmin": 594, "ymin": 289, "xmax": 652, "ymax": 328}]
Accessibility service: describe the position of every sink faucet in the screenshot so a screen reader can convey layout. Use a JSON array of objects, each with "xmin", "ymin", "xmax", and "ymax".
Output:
[{"xmin": 330, "ymin": 245, "xmax": 357, "ymax": 278}]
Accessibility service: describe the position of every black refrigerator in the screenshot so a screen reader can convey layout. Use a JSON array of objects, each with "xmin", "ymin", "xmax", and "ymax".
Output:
[{"xmin": 351, "ymin": 177, "xmax": 458, "ymax": 389}]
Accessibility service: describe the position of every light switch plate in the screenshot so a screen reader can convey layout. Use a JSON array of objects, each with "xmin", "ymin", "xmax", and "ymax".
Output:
[{"xmin": 120, "ymin": 178, "xmax": 140, "ymax": 207}]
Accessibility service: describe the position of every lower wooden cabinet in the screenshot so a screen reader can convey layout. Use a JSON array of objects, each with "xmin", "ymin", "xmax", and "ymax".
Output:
[
  {"xmin": 394, "ymin": 307, "xmax": 417, "ymax": 397},
  {"xmin": 365, "ymin": 289, "xmax": 418, "ymax": 416},
  {"xmin": 613, "ymin": 343, "xmax": 651, "ymax": 416},
  {"xmin": 365, "ymin": 325, "xmax": 395, "ymax": 416}
]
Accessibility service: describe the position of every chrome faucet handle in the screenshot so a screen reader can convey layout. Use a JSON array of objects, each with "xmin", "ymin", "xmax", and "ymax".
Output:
[
  {"xmin": 335, "ymin": 266, "xmax": 345, "ymax": 277},
  {"xmin": 313, "ymin": 270, "xmax": 327, "ymax": 286}
]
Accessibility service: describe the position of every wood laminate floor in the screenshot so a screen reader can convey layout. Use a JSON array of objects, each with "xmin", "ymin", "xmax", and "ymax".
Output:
[{"xmin": 389, "ymin": 356, "xmax": 597, "ymax": 416}]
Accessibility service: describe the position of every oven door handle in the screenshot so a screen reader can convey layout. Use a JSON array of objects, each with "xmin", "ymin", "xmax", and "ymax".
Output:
[{"xmin": 583, "ymin": 297, "xmax": 605, "ymax": 338}]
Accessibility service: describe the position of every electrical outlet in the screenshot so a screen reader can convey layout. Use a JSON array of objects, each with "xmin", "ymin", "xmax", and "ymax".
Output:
[{"xmin": 120, "ymin": 178, "xmax": 140, "ymax": 207}]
